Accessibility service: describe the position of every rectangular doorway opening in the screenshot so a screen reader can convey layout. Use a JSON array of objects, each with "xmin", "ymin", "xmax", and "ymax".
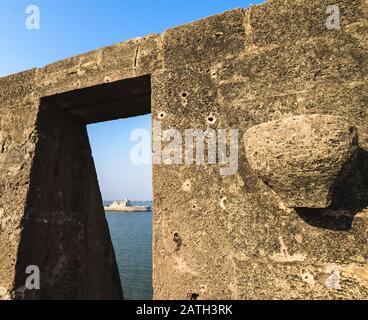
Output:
[{"xmin": 25, "ymin": 75, "xmax": 153, "ymax": 300}]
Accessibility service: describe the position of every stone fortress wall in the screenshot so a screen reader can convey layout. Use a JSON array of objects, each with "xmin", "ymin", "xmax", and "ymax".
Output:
[{"xmin": 0, "ymin": 0, "xmax": 367, "ymax": 299}]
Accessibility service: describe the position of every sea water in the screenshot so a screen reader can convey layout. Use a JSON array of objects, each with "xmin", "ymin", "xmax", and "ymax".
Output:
[{"xmin": 104, "ymin": 201, "xmax": 153, "ymax": 300}]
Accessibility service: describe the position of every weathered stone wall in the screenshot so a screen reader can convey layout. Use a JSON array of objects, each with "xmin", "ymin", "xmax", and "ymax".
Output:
[
  {"xmin": 13, "ymin": 102, "xmax": 124, "ymax": 299},
  {"xmin": 0, "ymin": 70, "xmax": 40, "ymax": 299},
  {"xmin": 153, "ymin": 0, "xmax": 368, "ymax": 299},
  {"xmin": 0, "ymin": 35, "xmax": 160, "ymax": 300},
  {"xmin": 0, "ymin": 0, "xmax": 367, "ymax": 299}
]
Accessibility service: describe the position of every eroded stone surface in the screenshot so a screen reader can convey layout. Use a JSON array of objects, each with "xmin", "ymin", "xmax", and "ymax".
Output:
[{"xmin": 244, "ymin": 115, "xmax": 359, "ymax": 208}]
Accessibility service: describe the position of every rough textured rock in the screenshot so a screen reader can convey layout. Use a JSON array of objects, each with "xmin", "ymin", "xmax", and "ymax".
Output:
[
  {"xmin": 0, "ymin": 0, "xmax": 367, "ymax": 300},
  {"xmin": 244, "ymin": 115, "xmax": 359, "ymax": 208},
  {"xmin": 13, "ymin": 103, "xmax": 123, "ymax": 299}
]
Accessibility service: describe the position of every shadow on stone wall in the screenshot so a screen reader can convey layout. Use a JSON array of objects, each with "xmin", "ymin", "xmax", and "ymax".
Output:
[
  {"xmin": 296, "ymin": 148, "xmax": 368, "ymax": 231},
  {"xmin": 13, "ymin": 101, "xmax": 123, "ymax": 300}
]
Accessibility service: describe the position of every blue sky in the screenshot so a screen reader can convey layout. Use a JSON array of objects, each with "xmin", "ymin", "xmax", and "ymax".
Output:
[{"xmin": 0, "ymin": 0, "xmax": 263, "ymax": 200}]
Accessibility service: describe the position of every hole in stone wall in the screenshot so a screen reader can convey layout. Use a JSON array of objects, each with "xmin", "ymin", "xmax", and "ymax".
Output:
[
  {"xmin": 187, "ymin": 293, "xmax": 199, "ymax": 300},
  {"xmin": 207, "ymin": 115, "xmax": 217, "ymax": 124},
  {"xmin": 158, "ymin": 111, "xmax": 166, "ymax": 119},
  {"xmin": 173, "ymin": 232, "xmax": 182, "ymax": 252}
]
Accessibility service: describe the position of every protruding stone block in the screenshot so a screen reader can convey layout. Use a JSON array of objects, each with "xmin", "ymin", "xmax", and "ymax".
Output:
[{"xmin": 244, "ymin": 114, "xmax": 359, "ymax": 208}]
